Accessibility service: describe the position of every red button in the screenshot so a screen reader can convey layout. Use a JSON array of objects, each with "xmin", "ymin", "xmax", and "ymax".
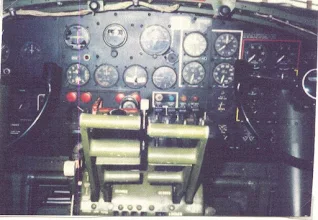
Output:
[
  {"xmin": 131, "ymin": 93, "xmax": 141, "ymax": 103},
  {"xmin": 115, "ymin": 93, "xmax": 125, "ymax": 103},
  {"xmin": 66, "ymin": 92, "xmax": 77, "ymax": 102},
  {"xmin": 192, "ymin": 96, "xmax": 199, "ymax": 102},
  {"xmin": 80, "ymin": 92, "xmax": 92, "ymax": 103}
]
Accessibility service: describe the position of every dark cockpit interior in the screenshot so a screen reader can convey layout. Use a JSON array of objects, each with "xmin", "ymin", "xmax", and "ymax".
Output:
[{"xmin": 0, "ymin": 0, "xmax": 317, "ymax": 217}]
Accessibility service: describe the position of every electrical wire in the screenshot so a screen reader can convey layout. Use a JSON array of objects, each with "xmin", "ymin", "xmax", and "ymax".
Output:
[
  {"xmin": 254, "ymin": 12, "xmax": 317, "ymax": 37},
  {"xmin": 4, "ymin": 82, "xmax": 52, "ymax": 151},
  {"xmin": 1, "ymin": 1, "xmax": 180, "ymax": 18}
]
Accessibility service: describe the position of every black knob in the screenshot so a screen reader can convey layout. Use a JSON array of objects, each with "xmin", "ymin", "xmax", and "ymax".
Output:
[
  {"xmin": 89, "ymin": 1, "xmax": 100, "ymax": 12},
  {"xmin": 219, "ymin": 5, "xmax": 231, "ymax": 17}
]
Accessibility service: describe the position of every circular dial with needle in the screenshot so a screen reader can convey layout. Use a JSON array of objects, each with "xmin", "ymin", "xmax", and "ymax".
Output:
[
  {"xmin": 213, "ymin": 63, "xmax": 235, "ymax": 86},
  {"xmin": 94, "ymin": 64, "xmax": 119, "ymax": 88},
  {"xmin": 103, "ymin": 24, "xmax": 128, "ymax": 48},
  {"xmin": 140, "ymin": 25, "xmax": 171, "ymax": 56},
  {"xmin": 64, "ymin": 25, "xmax": 90, "ymax": 50},
  {"xmin": 123, "ymin": 65, "xmax": 148, "ymax": 88},
  {"xmin": 20, "ymin": 42, "xmax": 42, "ymax": 60},
  {"xmin": 215, "ymin": 33, "xmax": 239, "ymax": 57},
  {"xmin": 182, "ymin": 61, "xmax": 206, "ymax": 85},
  {"xmin": 274, "ymin": 43, "xmax": 298, "ymax": 70},
  {"xmin": 152, "ymin": 66, "xmax": 177, "ymax": 89},
  {"xmin": 183, "ymin": 32, "xmax": 207, "ymax": 57},
  {"xmin": 244, "ymin": 43, "xmax": 267, "ymax": 68},
  {"xmin": 66, "ymin": 63, "xmax": 90, "ymax": 86}
]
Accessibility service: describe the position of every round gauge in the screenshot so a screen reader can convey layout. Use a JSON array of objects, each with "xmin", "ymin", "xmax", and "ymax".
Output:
[
  {"xmin": 244, "ymin": 43, "xmax": 267, "ymax": 68},
  {"xmin": 302, "ymin": 68, "xmax": 317, "ymax": 100},
  {"xmin": 1, "ymin": 42, "xmax": 10, "ymax": 63},
  {"xmin": 64, "ymin": 25, "xmax": 90, "ymax": 50},
  {"xmin": 183, "ymin": 32, "xmax": 207, "ymax": 57},
  {"xmin": 213, "ymin": 63, "xmax": 235, "ymax": 86},
  {"xmin": 182, "ymin": 62, "xmax": 206, "ymax": 85},
  {"xmin": 152, "ymin": 67, "xmax": 177, "ymax": 89},
  {"xmin": 20, "ymin": 42, "xmax": 42, "ymax": 60},
  {"xmin": 66, "ymin": 64, "xmax": 90, "ymax": 86},
  {"xmin": 94, "ymin": 64, "xmax": 119, "ymax": 88},
  {"xmin": 123, "ymin": 65, "xmax": 148, "ymax": 88},
  {"xmin": 103, "ymin": 24, "xmax": 128, "ymax": 48},
  {"xmin": 274, "ymin": 44, "xmax": 298, "ymax": 70},
  {"xmin": 140, "ymin": 25, "xmax": 171, "ymax": 56},
  {"xmin": 215, "ymin": 33, "xmax": 239, "ymax": 57}
]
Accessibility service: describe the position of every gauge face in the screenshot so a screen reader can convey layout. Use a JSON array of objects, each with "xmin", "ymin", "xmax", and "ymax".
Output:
[
  {"xmin": 183, "ymin": 32, "xmax": 207, "ymax": 57},
  {"xmin": 302, "ymin": 68, "xmax": 317, "ymax": 100},
  {"xmin": 152, "ymin": 67, "xmax": 176, "ymax": 89},
  {"xmin": 64, "ymin": 25, "xmax": 90, "ymax": 50},
  {"xmin": 94, "ymin": 64, "xmax": 119, "ymax": 88},
  {"xmin": 66, "ymin": 64, "xmax": 90, "ymax": 86},
  {"xmin": 274, "ymin": 44, "xmax": 298, "ymax": 70},
  {"xmin": 215, "ymin": 33, "xmax": 239, "ymax": 57},
  {"xmin": 244, "ymin": 43, "xmax": 267, "ymax": 68},
  {"xmin": 103, "ymin": 24, "xmax": 128, "ymax": 48},
  {"xmin": 213, "ymin": 63, "xmax": 235, "ymax": 86},
  {"xmin": 140, "ymin": 25, "xmax": 171, "ymax": 56},
  {"xmin": 123, "ymin": 65, "xmax": 148, "ymax": 88},
  {"xmin": 182, "ymin": 62, "xmax": 206, "ymax": 85},
  {"xmin": 20, "ymin": 42, "xmax": 42, "ymax": 60},
  {"xmin": 1, "ymin": 42, "xmax": 10, "ymax": 63}
]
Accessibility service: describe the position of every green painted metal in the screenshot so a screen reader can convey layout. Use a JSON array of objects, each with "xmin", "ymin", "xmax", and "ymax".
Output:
[
  {"xmin": 147, "ymin": 171, "xmax": 184, "ymax": 184},
  {"xmin": 148, "ymin": 147, "xmax": 197, "ymax": 165},
  {"xmin": 80, "ymin": 113, "xmax": 142, "ymax": 201},
  {"xmin": 104, "ymin": 171, "xmax": 141, "ymax": 183},
  {"xmin": 80, "ymin": 113, "xmax": 141, "ymax": 130},
  {"xmin": 147, "ymin": 123, "xmax": 209, "ymax": 139},
  {"xmin": 80, "ymin": 175, "xmax": 204, "ymax": 215},
  {"xmin": 89, "ymin": 139, "xmax": 140, "ymax": 157},
  {"xmin": 80, "ymin": 112, "xmax": 209, "ymax": 210},
  {"xmin": 147, "ymin": 122, "xmax": 209, "ymax": 204},
  {"xmin": 96, "ymin": 157, "xmax": 140, "ymax": 165},
  {"xmin": 185, "ymin": 137, "xmax": 208, "ymax": 203}
]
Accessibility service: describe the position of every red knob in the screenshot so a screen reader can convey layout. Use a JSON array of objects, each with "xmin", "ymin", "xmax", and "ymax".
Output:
[
  {"xmin": 66, "ymin": 92, "xmax": 77, "ymax": 103},
  {"xmin": 192, "ymin": 96, "xmax": 199, "ymax": 102},
  {"xmin": 115, "ymin": 93, "xmax": 125, "ymax": 103},
  {"xmin": 80, "ymin": 92, "xmax": 92, "ymax": 103}
]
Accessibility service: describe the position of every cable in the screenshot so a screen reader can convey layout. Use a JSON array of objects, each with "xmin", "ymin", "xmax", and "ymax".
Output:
[{"xmin": 4, "ymin": 82, "xmax": 52, "ymax": 151}]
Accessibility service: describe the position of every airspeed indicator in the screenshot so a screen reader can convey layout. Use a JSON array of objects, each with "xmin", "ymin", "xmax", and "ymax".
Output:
[{"xmin": 213, "ymin": 63, "xmax": 235, "ymax": 86}]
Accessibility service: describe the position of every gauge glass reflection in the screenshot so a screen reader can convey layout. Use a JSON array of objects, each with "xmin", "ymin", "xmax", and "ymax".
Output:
[
  {"xmin": 64, "ymin": 25, "xmax": 90, "ymax": 50},
  {"xmin": 152, "ymin": 67, "xmax": 176, "ymax": 89},
  {"xmin": 1, "ymin": 42, "xmax": 10, "ymax": 63},
  {"xmin": 183, "ymin": 32, "xmax": 207, "ymax": 57},
  {"xmin": 140, "ymin": 25, "xmax": 171, "ymax": 56},
  {"xmin": 182, "ymin": 62, "xmax": 206, "ymax": 85},
  {"xmin": 103, "ymin": 24, "xmax": 128, "ymax": 48},
  {"xmin": 66, "ymin": 64, "xmax": 90, "ymax": 86},
  {"xmin": 94, "ymin": 64, "xmax": 119, "ymax": 88},
  {"xmin": 302, "ymin": 68, "xmax": 317, "ymax": 100},
  {"xmin": 215, "ymin": 33, "xmax": 239, "ymax": 57},
  {"xmin": 213, "ymin": 63, "xmax": 235, "ymax": 86},
  {"xmin": 123, "ymin": 65, "xmax": 148, "ymax": 89}
]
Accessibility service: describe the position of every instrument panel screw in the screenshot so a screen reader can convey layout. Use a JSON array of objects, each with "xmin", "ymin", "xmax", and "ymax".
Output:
[
  {"xmin": 149, "ymin": 205, "xmax": 155, "ymax": 211},
  {"xmin": 91, "ymin": 203, "xmax": 97, "ymax": 209},
  {"xmin": 118, "ymin": 205, "xmax": 124, "ymax": 210}
]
